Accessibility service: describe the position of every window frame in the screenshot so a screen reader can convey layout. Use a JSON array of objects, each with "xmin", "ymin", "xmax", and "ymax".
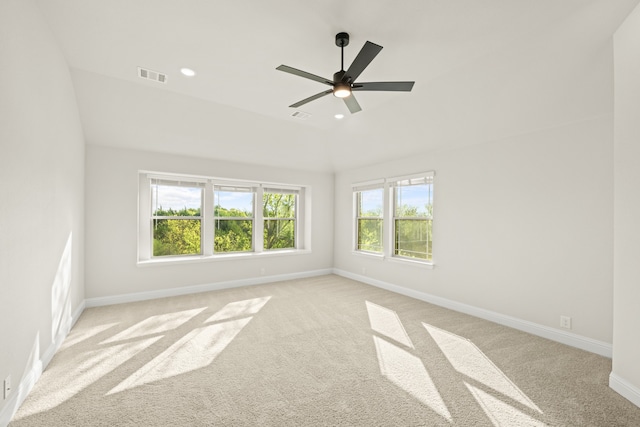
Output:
[
  {"xmin": 352, "ymin": 172, "xmax": 434, "ymax": 267},
  {"xmin": 138, "ymin": 172, "xmax": 309, "ymax": 265},
  {"xmin": 390, "ymin": 174, "xmax": 434, "ymax": 262},
  {"xmin": 213, "ymin": 185, "xmax": 256, "ymax": 254},
  {"xmin": 263, "ymin": 188, "xmax": 299, "ymax": 251},
  {"xmin": 353, "ymin": 182, "xmax": 385, "ymax": 254}
]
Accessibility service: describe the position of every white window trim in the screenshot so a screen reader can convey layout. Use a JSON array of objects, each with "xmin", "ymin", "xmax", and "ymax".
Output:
[
  {"xmin": 352, "ymin": 171, "xmax": 435, "ymax": 267},
  {"xmin": 353, "ymin": 185, "xmax": 384, "ymax": 254},
  {"xmin": 138, "ymin": 171, "xmax": 310, "ymax": 265},
  {"xmin": 263, "ymin": 188, "xmax": 300, "ymax": 251},
  {"xmin": 214, "ymin": 184, "xmax": 256, "ymax": 254}
]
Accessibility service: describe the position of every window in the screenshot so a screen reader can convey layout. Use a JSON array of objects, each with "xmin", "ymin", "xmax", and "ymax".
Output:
[
  {"xmin": 263, "ymin": 189, "xmax": 297, "ymax": 250},
  {"xmin": 352, "ymin": 172, "xmax": 434, "ymax": 265},
  {"xmin": 151, "ymin": 179, "xmax": 204, "ymax": 257},
  {"xmin": 138, "ymin": 173, "xmax": 308, "ymax": 263},
  {"xmin": 214, "ymin": 186, "xmax": 254, "ymax": 253},
  {"xmin": 355, "ymin": 187, "xmax": 383, "ymax": 253},
  {"xmin": 392, "ymin": 176, "xmax": 433, "ymax": 261}
]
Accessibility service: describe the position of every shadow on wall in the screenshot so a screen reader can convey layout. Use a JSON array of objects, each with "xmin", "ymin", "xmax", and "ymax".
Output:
[{"xmin": 51, "ymin": 233, "xmax": 73, "ymax": 345}]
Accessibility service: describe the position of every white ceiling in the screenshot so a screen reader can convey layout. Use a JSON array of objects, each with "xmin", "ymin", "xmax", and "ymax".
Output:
[{"xmin": 36, "ymin": 0, "xmax": 639, "ymax": 172}]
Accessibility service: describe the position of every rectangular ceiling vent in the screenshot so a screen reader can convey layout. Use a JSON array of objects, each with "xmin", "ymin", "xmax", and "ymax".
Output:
[
  {"xmin": 291, "ymin": 111, "xmax": 310, "ymax": 120},
  {"xmin": 138, "ymin": 67, "xmax": 167, "ymax": 84}
]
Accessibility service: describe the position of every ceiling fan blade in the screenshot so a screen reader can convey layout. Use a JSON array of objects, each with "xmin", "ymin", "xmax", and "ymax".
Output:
[
  {"xmin": 352, "ymin": 81, "xmax": 415, "ymax": 92},
  {"xmin": 343, "ymin": 94, "xmax": 362, "ymax": 114},
  {"xmin": 276, "ymin": 65, "xmax": 333, "ymax": 86},
  {"xmin": 345, "ymin": 41, "xmax": 383, "ymax": 82},
  {"xmin": 289, "ymin": 89, "xmax": 333, "ymax": 108}
]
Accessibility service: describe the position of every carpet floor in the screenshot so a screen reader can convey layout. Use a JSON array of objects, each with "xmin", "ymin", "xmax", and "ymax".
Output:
[{"xmin": 9, "ymin": 275, "xmax": 640, "ymax": 426}]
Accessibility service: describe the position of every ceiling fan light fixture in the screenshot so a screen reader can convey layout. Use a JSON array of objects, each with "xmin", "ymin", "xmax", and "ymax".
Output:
[{"xmin": 333, "ymin": 82, "xmax": 351, "ymax": 98}]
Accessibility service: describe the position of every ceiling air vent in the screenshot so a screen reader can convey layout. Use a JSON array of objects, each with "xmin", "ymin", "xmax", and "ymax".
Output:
[
  {"xmin": 138, "ymin": 67, "xmax": 167, "ymax": 84},
  {"xmin": 291, "ymin": 111, "xmax": 310, "ymax": 120}
]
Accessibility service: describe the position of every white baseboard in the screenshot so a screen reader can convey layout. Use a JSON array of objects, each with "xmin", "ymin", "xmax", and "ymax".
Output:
[
  {"xmin": 0, "ymin": 300, "xmax": 85, "ymax": 427},
  {"xmin": 85, "ymin": 269, "xmax": 334, "ymax": 308},
  {"xmin": 332, "ymin": 268, "xmax": 613, "ymax": 358},
  {"xmin": 610, "ymin": 373, "xmax": 640, "ymax": 408},
  {"xmin": 0, "ymin": 359, "xmax": 41, "ymax": 427}
]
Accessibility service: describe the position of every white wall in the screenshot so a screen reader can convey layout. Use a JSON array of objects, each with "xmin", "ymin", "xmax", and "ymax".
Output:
[
  {"xmin": 611, "ymin": 3, "xmax": 640, "ymax": 407},
  {"xmin": 84, "ymin": 145, "xmax": 333, "ymax": 299},
  {"xmin": 0, "ymin": 0, "xmax": 85, "ymax": 420},
  {"xmin": 334, "ymin": 115, "xmax": 614, "ymax": 344}
]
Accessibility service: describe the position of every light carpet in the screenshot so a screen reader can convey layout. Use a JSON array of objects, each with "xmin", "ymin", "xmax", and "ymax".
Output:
[{"xmin": 9, "ymin": 275, "xmax": 640, "ymax": 426}]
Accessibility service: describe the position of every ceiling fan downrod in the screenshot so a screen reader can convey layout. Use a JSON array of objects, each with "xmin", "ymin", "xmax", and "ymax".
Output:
[{"xmin": 335, "ymin": 32, "xmax": 350, "ymax": 81}]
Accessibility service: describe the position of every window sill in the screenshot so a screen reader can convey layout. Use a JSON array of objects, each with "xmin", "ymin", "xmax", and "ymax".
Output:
[
  {"xmin": 137, "ymin": 249, "xmax": 311, "ymax": 267},
  {"xmin": 385, "ymin": 255, "xmax": 434, "ymax": 269},
  {"xmin": 351, "ymin": 250, "xmax": 434, "ymax": 269},
  {"xmin": 351, "ymin": 251, "xmax": 385, "ymax": 260}
]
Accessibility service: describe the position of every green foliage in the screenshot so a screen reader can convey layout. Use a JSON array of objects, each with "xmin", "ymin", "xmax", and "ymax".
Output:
[
  {"xmin": 357, "ymin": 202, "xmax": 433, "ymax": 257},
  {"xmin": 395, "ymin": 219, "xmax": 432, "ymax": 260},
  {"xmin": 213, "ymin": 204, "xmax": 253, "ymax": 252},
  {"xmin": 152, "ymin": 195, "xmax": 297, "ymax": 256},
  {"xmin": 357, "ymin": 219, "xmax": 382, "ymax": 253},
  {"xmin": 264, "ymin": 220, "xmax": 295, "ymax": 249},
  {"xmin": 214, "ymin": 219, "xmax": 252, "ymax": 252},
  {"xmin": 214, "ymin": 206, "xmax": 251, "ymax": 218},
  {"xmin": 153, "ymin": 219, "xmax": 201, "ymax": 256},
  {"xmin": 395, "ymin": 203, "xmax": 433, "ymax": 218},
  {"xmin": 263, "ymin": 193, "xmax": 295, "ymax": 249},
  {"xmin": 153, "ymin": 207, "xmax": 201, "ymax": 217}
]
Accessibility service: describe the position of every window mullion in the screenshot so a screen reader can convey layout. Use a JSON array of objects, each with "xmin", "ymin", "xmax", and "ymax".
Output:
[
  {"xmin": 255, "ymin": 187, "xmax": 264, "ymax": 252},
  {"xmin": 383, "ymin": 184, "xmax": 393, "ymax": 257},
  {"xmin": 202, "ymin": 181, "xmax": 214, "ymax": 256}
]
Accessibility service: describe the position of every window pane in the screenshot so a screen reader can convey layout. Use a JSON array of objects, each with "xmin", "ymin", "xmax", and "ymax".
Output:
[
  {"xmin": 358, "ymin": 219, "xmax": 383, "ymax": 253},
  {"xmin": 214, "ymin": 190, "xmax": 253, "ymax": 217},
  {"xmin": 395, "ymin": 219, "xmax": 432, "ymax": 260},
  {"xmin": 153, "ymin": 219, "xmax": 201, "ymax": 256},
  {"xmin": 395, "ymin": 184, "xmax": 432, "ymax": 217},
  {"xmin": 263, "ymin": 193, "xmax": 296, "ymax": 218},
  {"xmin": 264, "ymin": 219, "xmax": 295, "ymax": 249},
  {"xmin": 152, "ymin": 184, "xmax": 201, "ymax": 216},
  {"xmin": 214, "ymin": 219, "xmax": 252, "ymax": 252},
  {"xmin": 358, "ymin": 189, "xmax": 383, "ymax": 217}
]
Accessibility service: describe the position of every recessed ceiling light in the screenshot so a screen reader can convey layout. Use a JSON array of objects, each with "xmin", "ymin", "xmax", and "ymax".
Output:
[
  {"xmin": 180, "ymin": 67, "xmax": 196, "ymax": 77},
  {"xmin": 334, "ymin": 114, "xmax": 344, "ymax": 119}
]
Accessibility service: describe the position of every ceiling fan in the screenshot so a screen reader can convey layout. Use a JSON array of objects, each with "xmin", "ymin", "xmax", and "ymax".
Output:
[{"xmin": 276, "ymin": 32, "xmax": 415, "ymax": 114}]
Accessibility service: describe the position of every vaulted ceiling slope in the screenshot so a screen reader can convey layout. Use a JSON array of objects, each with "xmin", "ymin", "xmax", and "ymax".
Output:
[{"xmin": 37, "ymin": 0, "xmax": 640, "ymax": 172}]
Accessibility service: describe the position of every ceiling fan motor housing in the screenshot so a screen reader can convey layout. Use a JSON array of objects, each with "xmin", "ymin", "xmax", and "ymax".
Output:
[
  {"xmin": 335, "ymin": 32, "xmax": 349, "ymax": 47},
  {"xmin": 333, "ymin": 70, "xmax": 347, "ymax": 83}
]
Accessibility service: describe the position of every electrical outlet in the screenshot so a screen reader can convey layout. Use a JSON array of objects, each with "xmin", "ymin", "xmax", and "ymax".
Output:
[
  {"xmin": 260, "ymin": 267, "xmax": 265, "ymax": 276},
  {"xmin": 362, "ymin": 267, "xmax": 366, "ymax": 275},
  {"xmin": 4, "ymin": 375, "xmax": 11, "ymax": 400},
  {"xmin": 560, "ymin": 316, "xmax": 572, "ymax": 329}
]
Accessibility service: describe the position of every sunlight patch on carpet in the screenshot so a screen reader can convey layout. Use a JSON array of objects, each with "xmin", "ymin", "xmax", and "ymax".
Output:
[
  {"xmin": 101, "ymin": 307, "xmax": 206, "ymax": 344},
  {"xmin": 465, "ymin": 383, "xmax": 546, "ymax": 427},
  {"xmin": 60, "ymin": 322, "xmax": 118, "ymax": 350},
  {"xmin": 373, "ymin": 336, "xmax": 452, "ymax": 421},
  {"xmin": 107, "ymin": 296, "xmax": 270, "ymax": 395},
  {"xmin": 206, "ymin": 296, "xmax": 271, "ymax": 322},
  {"xmin": 424, "ymin": 323, "xmax": 543, "ymax": 415},
  {"xmin": 14, "ymin": 337, "xmax": 161, "ymax": 419},
  {"xmin": 366, "ymin": 301, "xmax": 414, "ymax": 348},
  {"xmin": 107, "ymin": 318, "xmax": 252, "ymax": 395}
]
